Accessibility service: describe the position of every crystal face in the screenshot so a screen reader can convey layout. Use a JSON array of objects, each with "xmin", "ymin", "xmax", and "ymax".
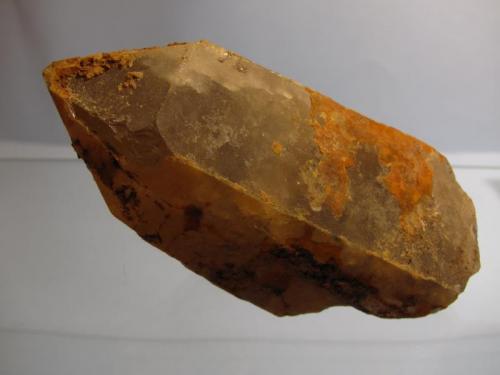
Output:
[{"xmin": 43, "ymin": 41, "xmax": 480, "ymax": 317}]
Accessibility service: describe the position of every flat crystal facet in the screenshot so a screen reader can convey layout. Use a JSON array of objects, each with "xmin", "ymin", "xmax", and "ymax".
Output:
[{"xmin": 43, "ymin": 41, "xmax": 479, "ymax": 318}]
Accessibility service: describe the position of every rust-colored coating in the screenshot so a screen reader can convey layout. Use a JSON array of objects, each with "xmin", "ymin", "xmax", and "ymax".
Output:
[{"xmin": 307, "ymin": 88, "xmax": 436, "ymax": 223}]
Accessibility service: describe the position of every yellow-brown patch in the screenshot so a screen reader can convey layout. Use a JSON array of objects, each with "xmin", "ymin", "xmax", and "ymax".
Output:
[
  {"xmin": 272, "ymin": 141, "xmax": 284, "ymax": 156},
  {"xmin": 305, "ymin": 89, "xmax": 356, "ymax": 218},
  {"xmin": 118, "ymin": 71, "xmax": 144, "ymax": 91},
  {"xmin": 42, "ymin": 50, "xmax": 140, "ymax": 99}
]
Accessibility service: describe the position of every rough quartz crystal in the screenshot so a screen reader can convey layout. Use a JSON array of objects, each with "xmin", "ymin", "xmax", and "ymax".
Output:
[{"xmin": 43, "ymin": 40, "xmax": 480, "ymax": 318}]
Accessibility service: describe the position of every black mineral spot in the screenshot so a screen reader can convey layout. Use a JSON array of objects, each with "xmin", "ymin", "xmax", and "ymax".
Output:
[
  {"xmin": 270, "ymin": 286, "xmax": 285, "ymax": 296},
  {"xmin": 270, "ymin": 247, "xmax": 290, "ymax": 259},
  {"xmin": 125, "ymin": 170, "xmax": 136, "ymax": 181},
  {"xmin": 154, "ymin": 200, "xmax": 165, "ymax": 210},
  {"xmin": 212, "ymin": 266, "xmax": 255, "ymax": 283},
  {"xmin": 71, "ymin": 139, "xmax": 89, "ymax": 160},
  {"xmin": 96, "ymin": 161, "xmax": 115, "ymax": 188},
  {"xmin": 268, "ymin": 245, "xmax": 377, "ymax": 308},
  {"xmin": 115, "ymin": 185, "xmax": 139, "ymax": 207},
  {"xmin": 71, "ymin": 138, "xmax": 81, "ymax": 148},
  {"xmin": 141, "ymin": 233, "xmax": 162, "ymax": 244},
  {"xmin": 184, "ymin": 205, "xmax": 203, "ymax": 231},
  {"xmin": 93, "ymin": 153, "xmax": 124, "ymax": 189},
  {"xmin": 104, "ymin": 141, "xmax": 118, "ymax": 155},
  {"xmin": 215, "ymin": 269, "xmax": 226, "ymax": 280},
  {"xmin": 111, "ymin": 157, "xmax": 122, "ymax": 171}
]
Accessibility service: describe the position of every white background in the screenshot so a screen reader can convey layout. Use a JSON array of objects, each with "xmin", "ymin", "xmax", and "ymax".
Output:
[{"xmin": 1, "ymin": 1, "xmax": 499, "ymax": 374}]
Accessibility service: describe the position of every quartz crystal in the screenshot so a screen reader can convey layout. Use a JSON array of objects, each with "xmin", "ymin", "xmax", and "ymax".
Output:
[{"xmin": 43, "ymin": 41, "xmax": 480, "ymax": 317}]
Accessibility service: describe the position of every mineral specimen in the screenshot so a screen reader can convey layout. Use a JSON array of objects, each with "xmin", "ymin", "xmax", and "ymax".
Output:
[{"xmin": 43, "ymin": 40, "xmax": 480, "ymax": 318}]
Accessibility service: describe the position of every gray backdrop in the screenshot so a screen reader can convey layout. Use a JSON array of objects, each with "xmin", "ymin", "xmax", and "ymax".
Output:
[{"xmin": 1, "ymin": 0, "xmax": 499, "ymax": 152}]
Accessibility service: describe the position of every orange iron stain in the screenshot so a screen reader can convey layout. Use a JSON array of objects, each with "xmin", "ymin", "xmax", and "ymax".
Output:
[
  {"xmin": 305, "ymin": 88, "xmax": 436, "ymax": 224},
  {"xmin": 306, "ymin": 89, "xmax": 356, "ymax": 217},
  {"xmin": 271, "ymin": 141, "xmax": 284, "ymax": 156}
]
